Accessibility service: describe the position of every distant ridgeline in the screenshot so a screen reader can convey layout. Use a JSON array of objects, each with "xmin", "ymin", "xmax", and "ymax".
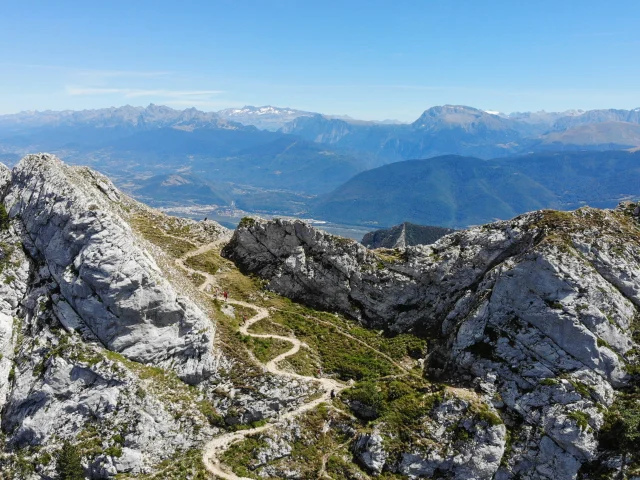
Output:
[
  {"xmin": 2, "ymin": 104, "xmax": 640, "ymax": 224},
  {"xmin": 311, "ymin": 150, "xmax": 640, "ymax": 228},
  {"xmin": 361, "ymin": 222, "xmax": 455, "ymax": 248}
]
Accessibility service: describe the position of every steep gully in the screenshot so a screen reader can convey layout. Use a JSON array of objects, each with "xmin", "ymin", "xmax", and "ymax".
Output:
[{"xmin": 175, "ymin": 239, "xmax": 354, "ymax": 479}]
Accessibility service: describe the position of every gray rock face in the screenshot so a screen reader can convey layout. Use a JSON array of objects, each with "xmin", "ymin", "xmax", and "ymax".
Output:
[
  {"xmin": 223, "ymin": 207, "xmax": 640, "ymax": 478},
  {"xmin": 351, "ymin": 394, "xmax": 507, "ymax": 479},
  {"xmin": 0, "ymin": 163, "xmax": 10, "ymax": 193},
  {"xmin": 0, "ymin": 220, "xmax": 31, "ymax": 414},
  {"xmin": 0, "ymin": 154, "xmax": 235, "ymax": 477},
  {"xmin": 4, "ymin": 154, "xmax": 217, "ymax": 384},
  {"xmin": 2, "ymin": 286, "xmax": 210, "ymax": 477},
  {"xmin": 0, "ymin": 154, "xmax": 330, "ymax": 478},
  {"xmin": 223, "ymin": 216, "xmax": 541, "ymax": 333},
  {"xmin": 353, "ymin": 431, "xmax": 387, "ymax": 474}
]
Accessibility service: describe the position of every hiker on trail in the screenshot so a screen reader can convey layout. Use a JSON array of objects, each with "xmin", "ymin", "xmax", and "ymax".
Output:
[
  {"xmin": 223, "ymin": 291, "xmax": 228, "ymax": 301},
  {"xmin": 330, "ymin": 389, "xmax": 336, "ymax": 399},
  {"xmin": 241, "ymin": 314, "xmax": 247, "ymax": 325},
  {"xmin": 317, "ymin": 367, "xmax": 322, "ymax": 377}
]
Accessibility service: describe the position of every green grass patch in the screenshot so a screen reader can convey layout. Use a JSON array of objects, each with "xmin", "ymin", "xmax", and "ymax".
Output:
[
  {"xmin": 128, "ymin": 449, "xmax": 209, "ymax": 480},
  {"xmin": 238, "ymin": 216, "xmax": 256, "ymax": 229},
  {"xmin": 265, "ymin": 308, "xmax": 402, "ymax": 381},
  {"xmin": 347, "ymin": 378, "xmax": 443, "ymax": 454},
  {"xmin": 539, "ymin": 378, "xmax": 559, "ymax": 386},
  {"xmin": 568, "ymin": 411, "xmax": 590, "ymax": 432},
  {"xmin": 185, "ymin": 250, "xmax": 222, "ymax": 276},
  {"xmin": 130, "ymin": 214, "xmax": 196, "ymax": 258},
  {"xmin": 374, "ymin": 248, "xmax": 407, "ymax": 264},
  {"xmin": 279, "ymin": 348, "xmax": 320, "ymax": 377},
  {"xmin": 235, "ymin": 333, "xmax": 292, "ymax": 363},
  {"xmin": 185, "ymin": 271, "xmax": 206, "ymax": 287},
  {"xmin": 221, "ymin": 405, "xmax": 356, "ymax": 479},
  {"xmin": 0, "ymin": 204, "xmax": 9, "ymax": 230},
  {"xmin": 246, "ymin": 317, "xmax": 291, "ymax": 337},
  {"xmin": 326, "ymin": 454, "xmax": 371, "ymax": 479},
  {"xmin": 0, "ymin": 241, "xmax": 16, "ymax": 276},
  {"xmin": 220, "ymin": 435, "xmax": 268, "ymax": 478},
  {"xmin": 600, "ymin": 392, "xmax": 640, "ymax": 455}
]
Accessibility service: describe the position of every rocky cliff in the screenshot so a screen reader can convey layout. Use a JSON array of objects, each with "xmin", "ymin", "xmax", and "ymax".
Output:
[
  {"xmin": 0, "ymin": 154, "xmax": 225, "ymax": 476},
  {"xmin": 4, "ymin": 152, "xmax": 640, "ymax": 479},
  {"xmin": 223, "ymin": 205, "xmax": 640, "ymax": 479},
  {"xmin": 0, "ymin": 154, "xmax": 315, "ymax": 478},
  {"xmin": 6, "ymin": 154, "xmax": 219, "ymax": 383}
]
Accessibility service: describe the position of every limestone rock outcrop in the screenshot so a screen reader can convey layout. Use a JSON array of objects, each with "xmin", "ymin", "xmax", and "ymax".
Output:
[
  {"xmin": 223, "ymin": 206, "xmax": 640, "ymax": 479},
  {"xmin": 4, "ymin": 154, "xmax": 217, "ymax": 384},
  {"xmin": 3, "ymin": 150, "xmax": 640, "ymax": 479},
  {"xmin": 0, "ymin": 162, "xmax": 10, "ymax": 192},
  {"xmin": 0, "ymin": 215, "xmax": 31, "ymax": 414},
  {"xmin": 0, "ymin": 154, "xmax": 230, "ymax": 477}
]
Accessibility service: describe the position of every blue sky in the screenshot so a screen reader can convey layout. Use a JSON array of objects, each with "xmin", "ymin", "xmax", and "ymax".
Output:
[{"xmin": 1, "ymin": 0, "xmax": 639, "ymax": 120}]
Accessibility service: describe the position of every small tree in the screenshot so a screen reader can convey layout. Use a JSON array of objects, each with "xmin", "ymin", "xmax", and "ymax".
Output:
[
  {"xmin": 343, "ymin": 380, "xmax": 386, "ymax": 420},
  {"xmin": 56, "ymin": 441, "xmax": 84, "ymax": 480},
  {"xmin": 0, "ymin": 204, "xmax": 9, "ymax": 230}
]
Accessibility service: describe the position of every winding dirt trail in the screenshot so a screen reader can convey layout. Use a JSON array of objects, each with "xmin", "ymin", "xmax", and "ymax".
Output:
[
  {"xmin": 271, "ymin": 307, "xmax": 412, "ymax": 376},
  {"xmin": 176, "ymin": 241, "xmax": 347, "ymax": 480},
  {"xmin": 174, "ymin": 239, "xmax": 226, "ymax": 294}
]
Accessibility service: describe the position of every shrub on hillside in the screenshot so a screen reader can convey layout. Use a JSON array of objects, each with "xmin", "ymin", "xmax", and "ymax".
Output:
[
  {"xmin": 0, "ymin": 204, "xmax": 9, "ymax": 230},
  {"xmin": 56, "ymin": 441, "xmax": 84, "ymax": 480}
]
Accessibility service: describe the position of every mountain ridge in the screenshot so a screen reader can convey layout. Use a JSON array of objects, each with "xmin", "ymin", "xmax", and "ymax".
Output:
[
  {"xmin": 311, "ymin": 150, "xmax": 640, "ymax": 228},
  {"xmin": 3, "ymin": 153, "xmax": 640, "ymax": 478},
  {"xmin": 0, "ymin": 154, "xmax": 320, "ymax": 477},
  {"xmin": 222, "ymin": 206, "xmax": 640, "ymax": 479}
]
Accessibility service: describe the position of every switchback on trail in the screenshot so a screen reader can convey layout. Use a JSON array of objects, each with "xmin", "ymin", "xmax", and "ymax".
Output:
[{"xmin": 177, "ymin": 241, "xmax": 347, "ymax": 479}]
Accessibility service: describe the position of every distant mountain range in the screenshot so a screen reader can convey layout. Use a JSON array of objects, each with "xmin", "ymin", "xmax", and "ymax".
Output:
[
  {"xmin": 216, "ymin": 105, "xmax": 406, "ymax": 130},
  {"xmin": 0, "ymin": 104, "xmax": 369, "ymax": 199},
  {"xmin": 216, "ymin": 105, "xmax": 317, "ymax": 131},
  {"xmin": 0, "ymin": 104, "xmax": 243, "ymax": 132},
  {"xmin": 549, "ymin": 107, "xmax": 640, "ymax": 131},
  {"xmin": 1, "ymin": 103, "xmax": 640, "ymax": 226},
  {"xmin": 280, "ymin": 105, "xmax": 640, "ymax": 162},
  {"xmin": 311, "ymin": 150, "xmax": 640, "ymax": 228},
  {"xmin": 538, "ymin": 122, "xmax": 640, "ymax": 149},
  {"xmin": 3, "ymin": 104, "xmax": 640, "ymax": 158}
]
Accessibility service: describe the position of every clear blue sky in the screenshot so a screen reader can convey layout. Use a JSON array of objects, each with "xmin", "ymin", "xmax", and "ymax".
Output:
[{"xmin": 1, "ymin": 0, "xmax": 639, "ymax": 121}]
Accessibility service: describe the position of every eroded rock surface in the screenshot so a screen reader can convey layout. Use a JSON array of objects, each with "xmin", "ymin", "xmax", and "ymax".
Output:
[
  {"xmin": 1, "ymin": 154, "xmax": 326, "ymax": 478},
  {"xmin": 0, "ymin": 162, "xmax": 10, "ymax": 193},
  {"xmin": 0, "ymin": 220, "xmax": 31, "ymax": 414},
  {"xmin": 223, "ymin": 207, "xmax": 640, "ymax": 479},
  {"xmin": 4, "ymin": 154, "xmax": 217, "ymax": 383},
  {"xmin": 0, "ymin": 155, "xmax": 231, "ymax": 477}
]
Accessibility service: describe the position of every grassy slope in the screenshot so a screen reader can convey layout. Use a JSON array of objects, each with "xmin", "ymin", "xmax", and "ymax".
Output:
[{"xmin": 194, "ymin": 247, "xmax": 458, "ymax": 479}]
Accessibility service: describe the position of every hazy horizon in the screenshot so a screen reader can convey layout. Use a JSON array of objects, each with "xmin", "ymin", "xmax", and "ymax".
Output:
[{"xmin": 3, "ymin": 101, "xmax": 640, "ymax": 124}]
